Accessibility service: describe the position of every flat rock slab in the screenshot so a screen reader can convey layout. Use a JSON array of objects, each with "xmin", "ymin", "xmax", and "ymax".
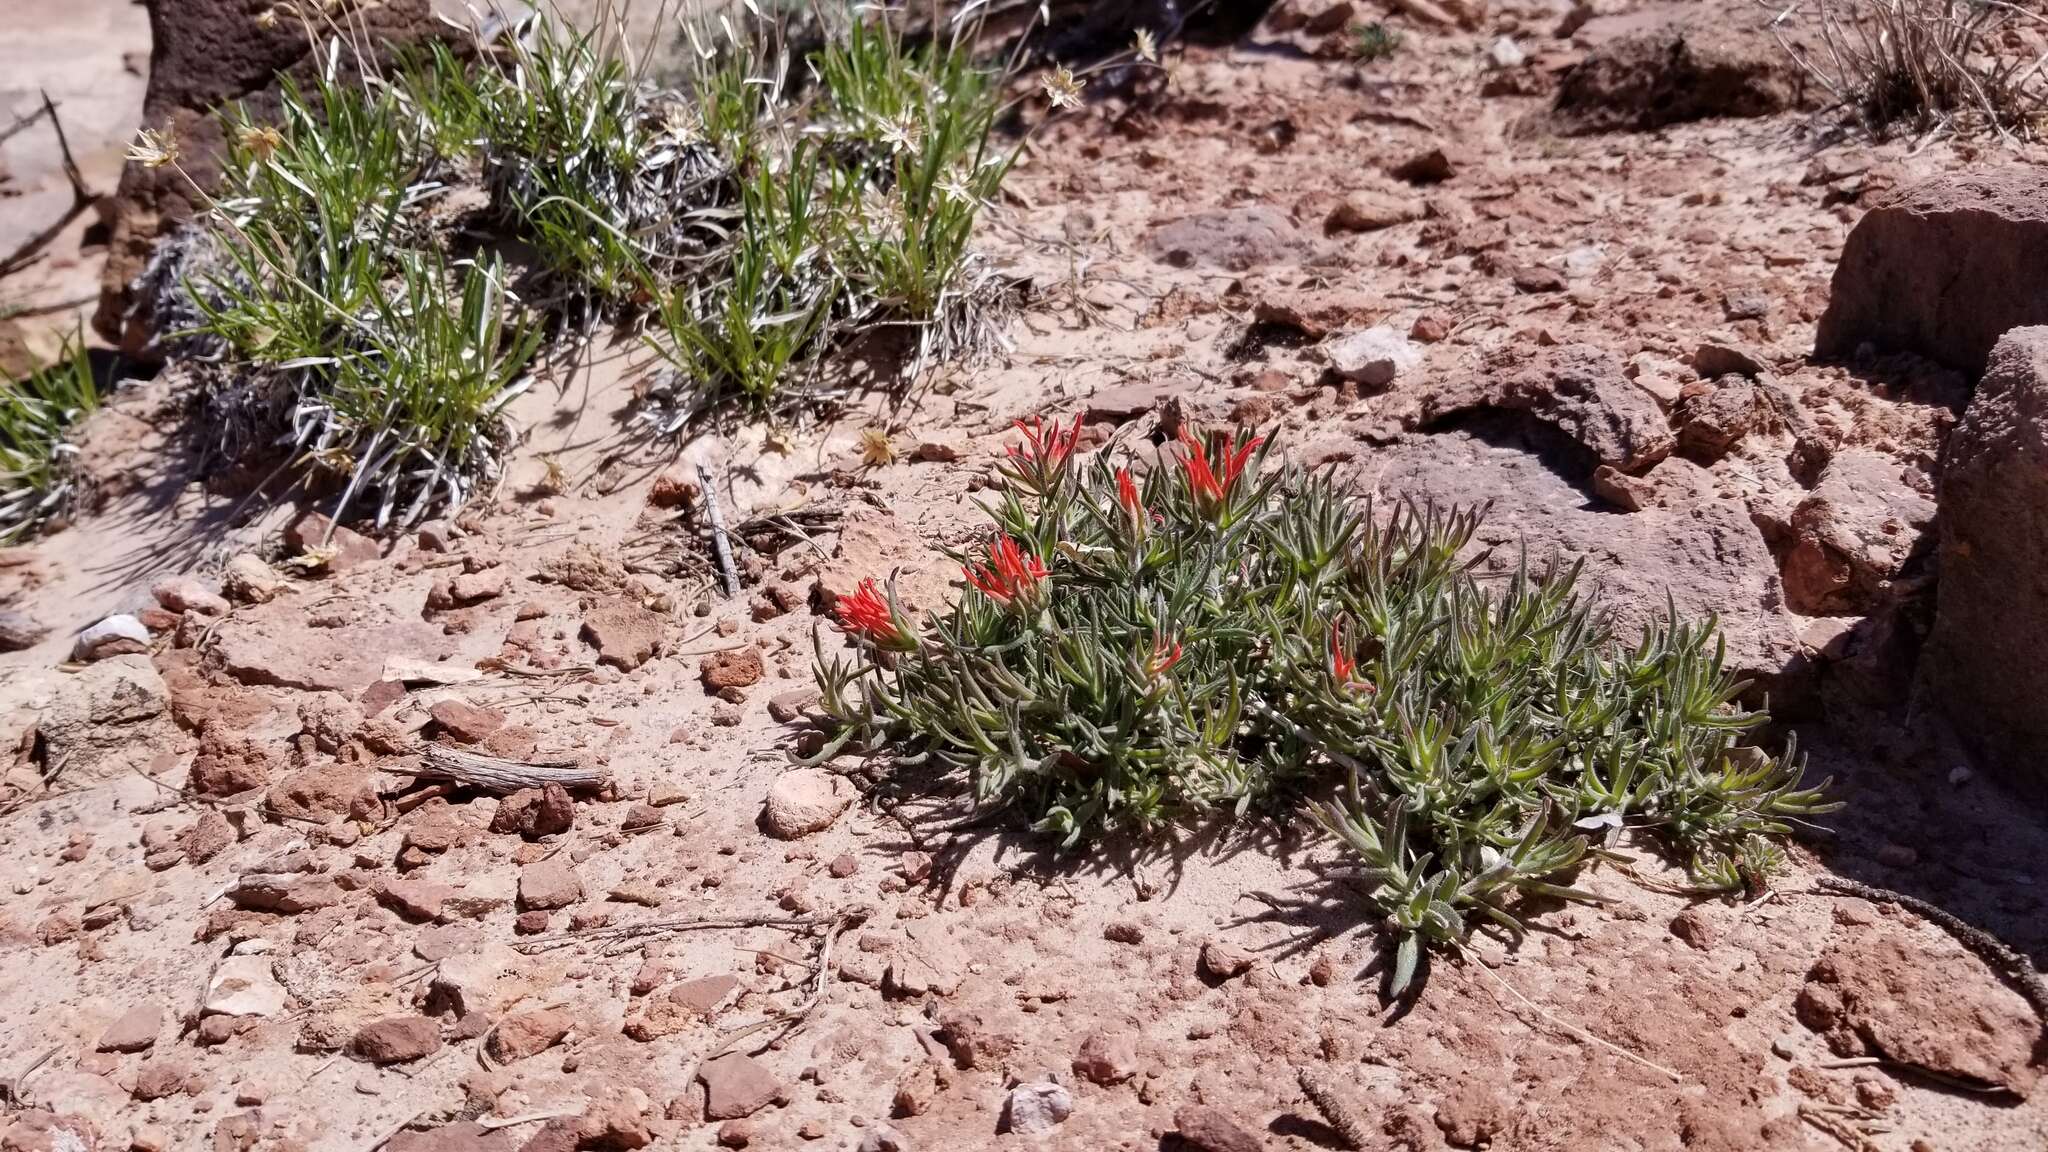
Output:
[
  {"xmin": 96, "ymin": 1004, "xmax": 162, "ymax": 1053},
  {"xmin": 581, "ymin": 599, "xmax": 668, "ymax": 671},
  {"xmin": 1145, "ymin": 206, "xmax": 1310, "ymax": 271},
  {"xmin": 699, "ymin": 1053, "xmax": 782, "ymax": 1120},
  {"xmin": 208, "ymin": 606, "xmax": 489, "ymax": 696},
  {"xmin": 1362, "ymin": 419, "xmax": 1799, "ymax": 683},
  {"xmin": 1799, "ymin": 923, "xmax": 2039, "ymax": 1098}
]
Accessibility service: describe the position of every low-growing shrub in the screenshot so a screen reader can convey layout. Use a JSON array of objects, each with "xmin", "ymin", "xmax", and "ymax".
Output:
[
  {"xmin": 136, "ymin": 5, "xmax": 1149, "ymax": 526},
  {"xmin": 811, "ymin": 423, "xmax": 1838, "ymax": 992},
  {"xmin": 1780, "ymin": 0, "xmax": 2048, "ymax": 137},
  {"xmin": 164, "ymin": 68, "xmax": 540, "ymax": 530},
  {"xmin": 0, "ymin": 329, "xmax": 100, "ymax": 544}
]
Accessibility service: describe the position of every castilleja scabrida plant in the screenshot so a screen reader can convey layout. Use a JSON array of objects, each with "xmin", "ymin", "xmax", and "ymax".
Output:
[{"xmin": 810, "ymin": 418, "xmax": 1837, "ymax": 994}]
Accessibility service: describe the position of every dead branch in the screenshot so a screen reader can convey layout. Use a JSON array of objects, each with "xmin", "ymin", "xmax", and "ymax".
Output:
[
  {"xmin": 514, "ymin": 910, "xmax": 840, "ymax": 956},
  {"xmin": 707, "ymin": 907, "xmax": 870, "ymax": 1057},
  {"xmin": 698, "ymin": 461, "xmax": 741, "ymax": 597},
  {"xmin": 0, "ymin": 103, "xmax": 52, "ymax": 149},
  {"xmin": 402, "ymin": 745, "xmax": 609, "ymax": 794},
  {"xmin": 0, "ymin": 92, "xmax": 97, "ymax": 281},
  {"xmin": 1460, "ymin": 952, "xmax": 1686, "ymax": 1083}
]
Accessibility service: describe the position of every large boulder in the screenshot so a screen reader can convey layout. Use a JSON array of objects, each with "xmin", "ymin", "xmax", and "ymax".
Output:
[
  {"xmin": 1925, "ymin": 327, "xmax": 2048, "ymax": 798},
  {"xmin": 1815, "ymin": 170, "xmax": 2048, "ymax": 376},
  {"xmin": 94, "ymin": 0, "xmax": 450, "ymax": 359},
  {"xmin": 1539, "ymin": 7, "xmax": 1811, "ymax": 135}
]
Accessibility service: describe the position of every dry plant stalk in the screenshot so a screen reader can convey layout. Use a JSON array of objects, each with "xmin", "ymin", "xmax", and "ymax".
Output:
[{"xmin": 1776, "ymin": 0, "xmax": 2048, "ymax": 137}]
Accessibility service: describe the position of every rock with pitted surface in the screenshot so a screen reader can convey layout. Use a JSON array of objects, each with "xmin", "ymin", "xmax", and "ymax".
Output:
[
  {"xmin": 486, "ymin": 1009, "xmax": 573, "ymax": 1063},
  {"xmin": 1926, "ymin": 327, "xmax": 2048, "ymax": 797},
  {"xmin": 1816, "ymin": 170, "xmax": 2048, "ymax": 375},
  {"xmin": 1540, "ymin": 7, "xmax": 1811, "ymax": 135},
  {"xmin": 1413, "ymin": 345, "xmax": 1674, "ymax": 474},
  {"xmin": 29, "ymin": 654, "xmax": 172, "ymax": 782},
  {"xmin": 762, "ymin": 769, "xmax": 852, "ymax": 839},
  {"xmin": 582, "ymin": 599, "xmax": 668, "ymax": 671},
  {"xmin": 1004, "ymin": 1082, "xmax": 1073, "ymax": 1134},
  {"xmin": 1779, "ymin": 450, "xmax": 1935, "ymax": 616},
  {"xmin": 1146, "ymin": 206, "xmax": 1310, "ymax": 272},
  {"xmin": 517, "ymin": 859, "xmax": 583, "ymax": 911},
  {"xmin": 1174, "ymin": 1104, "xmax": 1265, "ymax": 1152},
  {"xmin": 1797, "ymin": 920, "xmax": 2038, "ymax": 1098}
]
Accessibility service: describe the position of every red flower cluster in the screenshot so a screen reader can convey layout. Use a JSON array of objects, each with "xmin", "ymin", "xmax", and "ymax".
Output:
[
  {"xmin": 834, "ymin": 578, "xmax": 919, "ymax": 651},
  {"xmin": 1177, "ymin": 426, "xmax": 1264, "ymax": 516},
  {"xmin": 1007, "ymin": 414, "xmax": 1083, "ymax": 489},
  {"xmin": 964, "ymin": 535, "xmax": 1048, "ymax": 608}
]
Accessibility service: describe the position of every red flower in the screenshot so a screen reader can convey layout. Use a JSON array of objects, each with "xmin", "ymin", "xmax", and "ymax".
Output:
[
  {"xmin": 1116, "ymin": 467, "xmax": 1143, "ymax": 517},
  {"xmin": 964, "ymin": 535, "xmax": 1048, "ymax": 608},
  {"xmin": 1145, "ymin": 633, "xmax": 1184, "ymax": 680},
  {"xmin": 1328, "ymin": 620, "xmax": 1374, "ymax": 695},
  {"xmin": 834, "ymin": 578, "xmax": 919, "ymax": 651},
  {"xmin": 1177, "ymin": 426, "xmax": 1264, "ymax": 515},
  {"xmin": 1008, "ymin": 414, "xmax": 1083, "ymax": 474}
]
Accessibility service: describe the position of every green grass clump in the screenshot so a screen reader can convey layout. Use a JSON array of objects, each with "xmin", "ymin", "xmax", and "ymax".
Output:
[
  {"xmin": 413, "ymin": 21, "xmax": 729, "ymax": 309},
  {"xmin": 309, "ymin": 252, "xmax": 540, "ymax": 525},
  {"xmin": 817, "ymin": 18, "xmax": 1014, "ymax": 339},
  {"xmin": 158, "ymin": 5, "xmax": 1116, "ymax": 525},
  {"xmin": 646, "ymin": 143, "xmax": 839, "ymax": 426},
  {"xmin": 202, "ymin": 74, "xmax": 427, "ymax": 364},
  {"xmin": 812, "ymin": 422, "xmax": 1838, "ymax": 994},
  {"xmin": 184, "ymin": 67, "xmax": 538, "ymax": 529},
  {"xmin": 0, "ymin": 329, "xmax": 100, "ymax": 544},
  {"xmin": 1349, "ymin": 22, "xmax": 1402, "ymax": 63}
]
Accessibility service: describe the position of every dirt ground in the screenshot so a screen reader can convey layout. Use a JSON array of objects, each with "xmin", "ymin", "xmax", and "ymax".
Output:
[{"xmin": 3, "ymin": 2, "xmax": 2046, "ymax": 1151}]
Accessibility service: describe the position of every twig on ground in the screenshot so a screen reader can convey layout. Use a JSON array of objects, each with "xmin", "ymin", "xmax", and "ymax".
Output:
[
  {"xmin": 1799, "ymin": 1101, "xmax": 1885, "ymax": 1152},
  {"xmin": 403, "ymin": 745, "xmax": 609, "ymax": 793},
  {"xmin": 706, "ymin": 907, "xmax": 869, "ymax": 1057},
  {"xmin": 362, "ymin": 1110, "xmax": 428, "ymax": 1152},
  {"xmin": 0, "ymin": 93, "xmax": 96, "ymax": 280},
  {"xmin": 1459, "ymin": 952, "xmax": 1686, "ymax": 1083},
  {"xmin": 0, "ymin": 103, "xmax": 51, "ymax": 148},
  {"xmin": 0, "ymin": 1047, "xmax": 58, "ymax": 1109},
  {"xmin": 478, "ymin": 1111, "xmax": 579, "ymax": 1131},
  {"xmin": 698, "ymin": 462, "xmax": 741, "ymax": 598},
  {"xmin": 0, "ymin": 293, "xmax": 99, "ymax": 321},
  {"xmin": 514, "ymin": 911, "xmax": 839, "ymax": 956}
]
